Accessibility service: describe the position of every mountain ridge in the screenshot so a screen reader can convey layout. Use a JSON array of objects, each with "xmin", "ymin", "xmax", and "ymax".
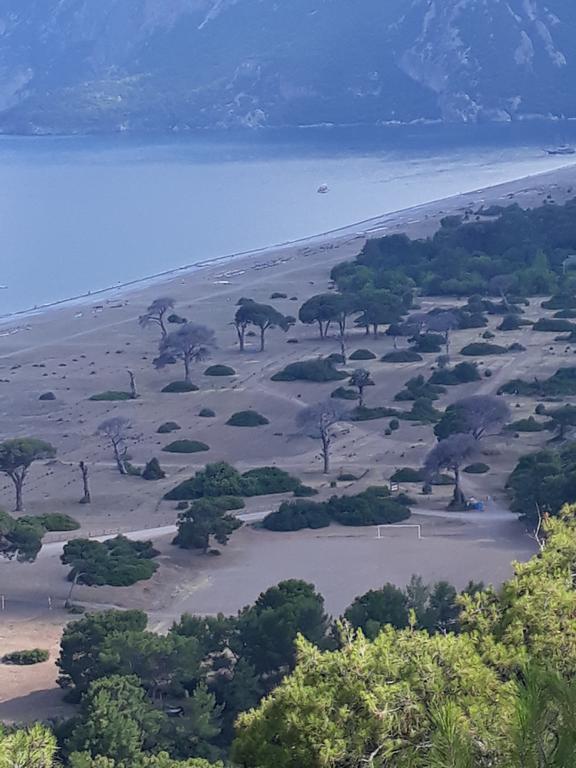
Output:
[{"xmin": 0, "ymin": 0, "xmax": 575, "ymax": 134}]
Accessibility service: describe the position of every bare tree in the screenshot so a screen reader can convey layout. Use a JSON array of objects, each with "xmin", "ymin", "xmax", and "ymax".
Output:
[
  {"xmin": 97, "ymin": 417, "xmax": 132, "ymax": 475},
  {"xmin": 79, "ymin": 461, "xmax": 91, "ymax": 504},
  {"xmin": 453, "ymin": 395, "xmax": 511, "ymax": 440},
  {"xmin": 423, "ymin": 434, "xmax": 477, "ymax": 508},
  {"xmin": 349, "ymin": 368, "xmax": 374, "ymax": 408},
  {"xmin": 127, "ymin": 370, "xmax": 138, "ymax": 400},
  {"xmin": 138, "ymin": 297, "xmax": 175, "ymax": 339},
  {"xmin": 154, "ymin": 322, "xmax": 216, "ymax": 382},
  {"xmin": 297, "ymin": 401, "xmax": 348, "ymax": 474}
]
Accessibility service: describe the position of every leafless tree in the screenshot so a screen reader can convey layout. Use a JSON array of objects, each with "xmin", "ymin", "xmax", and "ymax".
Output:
[
  {"xmin": 423, "ymin": 434, "xmax": 477, "ymax": 508},
  {"xmin": 154, "ymin": 322, "xmax": 216, "ymax": 382},
  {"xmin": 297, "ymin": 401, "xmax": 348, "ymax": 474},
  {"xmin": 97, "ymin": 417, "xmax": 132, "ymax": 475},
  {"xmin": 138, "ymin": 297, "xmax": 175, "ymax": 339},
  {"xmin": 79, "ymin": 461, "xmax": 91, "ymax": 504},
  {"xmin": 452, "ymin": 395, "xmax": 511, "ymax": 440},
  {"xmin": 349, "ymin": 368, "xmax": 374, "ymax": 408},
  {"xmin": 127, "ymin": 370, "xmax": 138, "ymax": 400}
]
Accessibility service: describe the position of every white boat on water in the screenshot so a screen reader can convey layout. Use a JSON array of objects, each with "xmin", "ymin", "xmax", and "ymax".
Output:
[
  {"xmin": 317, "ymin": 183, "xmax": 329, "ymax": 194},
  {"xmin": 0, "ymin": 285, "xmax": 7, "ymax": 290}
]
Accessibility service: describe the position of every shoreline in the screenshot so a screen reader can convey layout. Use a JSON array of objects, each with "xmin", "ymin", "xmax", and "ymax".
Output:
[{"xmin": 3, "ymin": 160, "xmax": 576, "ymax": 326}]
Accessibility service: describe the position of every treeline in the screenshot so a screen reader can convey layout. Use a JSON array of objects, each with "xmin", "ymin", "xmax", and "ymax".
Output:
[
  {"xmin": 332, "ymin": 199, "xmax": 576, "ymax": 299},
  {"xmin": 2, "ymin": 575, "xmax": 474, "ymax": 767},
  {"xmin": 4, "ymin": 511, "xmax": 576, "ymax": 766}
]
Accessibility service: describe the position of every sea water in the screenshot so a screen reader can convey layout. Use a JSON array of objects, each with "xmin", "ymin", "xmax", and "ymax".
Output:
[{"xmin": 0, "ymin": 123, "xmax": 575, "ymax": 315}]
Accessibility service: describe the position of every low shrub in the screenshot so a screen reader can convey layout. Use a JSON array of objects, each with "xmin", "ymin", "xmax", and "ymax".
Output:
[
  {"xmin": 293, "ymin": 485, "xmax": 318, "ymax": 497},
  {"xmin": 429, "ymin": 362, "xmax": 480, "ymax": 386},
  {"xmin": 263, "ymin": 500, "xmax": 331, "ymax": 531},
  {"xmin": 351, "ymin": 406, "xmax": 397, "ymax": 422},
  {"xmin": 62, "ymin": 536, "xmax": 159, "ymax": 587},
  {"xmin": 482, "ymin": 330, "xmax": 495, "ymax": 339},
  {"xmin": 199, "ymin": 408, "xmax": 216, "ymax": 418},
  {"xmin": 542, "ymin": 294, "xmax": 576, "ymax": 310},
  {"xmin": 162, "ymin": 440, "xmax": 210, "ymax": 453},
  {"xmin": 262, "ymin": 491, "xmax": 411, "ymax": 532},
  {"xmin": 168, "ymin": 313, "xmax": 187, "ymax": 324},
  {"xmin": 498, "ymin": 314, "xmax": 522, "ymax": 331},
  {"xmin": 505, "ymin": 417, "xmax": 551, "ymax": 433},
  {"xmin": 226, "ymin": 410, "xmax": 269, "ymax": 427},
  {"xmin": 389, "ymin": 419, "xmax": 400, "ymax": 431},
  {"xmin": 499, "ymin": 366, "xmax": 576, "ymax": 397},
  {"xmin": 508, "ymin": 342, "xmax": 526, "ymax": 352},
  {"xmin": 21, "ymin": 513, "xmax": 80, "ymax": 532},
  {"xmin": 326, "ymin": 353, "xmax": 345, "ymax": 364},
  {"xmin": 337, "ymin": 473, "xmax": 358, "ymax": 482},
  {"xmin": 271, "ymin": 359, "xmax": 348, "ymax": 382},
  {"xmin": 463, "ymin": 463, "xmax": 490, "ymax": 474},
  {"xmin": 39, "ymin": 392, "xmax": 56, "ymax": 401},
  {"xmin": 390, "ymin": 467, "xmax": 423, "ymax": 483},
  {"xmin": 484, "ymin": 369, "xmax": 493, "ymax": 378},
  {"xmin": 3, "ymin": 649, "xmax": 49, "ymax": 665},
  {"xmin": 164, "ymin": 461, "xmax": 301, "ymax": 500},
  {"xmin": 532, "ymin": 318, "xmax": 576, "ymax": 333},
  {"xmin": 157, "ymin": 422, "xmax": 181, "ymax": 434},
  {"xmin": 270, "ymin": 292, "xmax": 288, "ymax": 299},
  {"xmin": 535, "ymin": 403, "xmax": 546, "ymax": 415},
  {"xmin": 381, "ymin": 350, "xmax": 423, "ymax": 363},
  {"xmin": 204, "ymin": 365, "xmax": 236, "ymax": 377},
  {"xmin": 161, "ymin": 381, "xmax": 199, "ymax": 393},
  {"xmin": 242, "ymin": 466, "xmax": 301, "ymax": 495},
  {"xmin": 209, "ymin": 495, "xmax": 246, "ymax": 510},
  {"xmin": 460, "ymin": 342, "xmax": 508, "ymax": 356},
  {"xmin": 411, "ymin": 333, "xmax": 444, "ymax": 353},
  {"xmin": 331, "ymin": 387, "xmax": 358, "ymax": 400},
  {"xmin": 554, "ymin": 309, "xmax": 576, "ymax": 319},
  {"xmin": 349, "ymin": 349, "xmax": 376, "ymax": 361},
  {"xmin": 395, "ymin": 375, "xmax": 445, "ymax": 402},
  {"xmin": 142, "ymin": 458, "xmax": 166, "ymax": 480},
  {"xmin": 89, "ymin": 391, "xmax": 133, "ymax": 401}
]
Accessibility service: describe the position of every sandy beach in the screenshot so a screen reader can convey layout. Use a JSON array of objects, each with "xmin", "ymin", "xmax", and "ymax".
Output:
[{"xmin": 1, "ymin": 161, "xmax": 575, "ymax": 722}]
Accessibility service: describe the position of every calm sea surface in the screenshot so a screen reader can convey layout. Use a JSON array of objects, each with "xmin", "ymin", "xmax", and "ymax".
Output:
[{"xmin": 1, "ymin": 125, "xmax": 575, "ymax": 314}]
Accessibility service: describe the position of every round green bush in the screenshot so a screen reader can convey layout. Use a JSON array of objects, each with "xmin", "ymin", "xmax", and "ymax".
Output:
[
  {"xmin": 204, "ymin": 365, "xmax": 236, "ymax": 377},
  {"xmin": 226, "ymin": 410, "xmax": 269, "ymax": 427},
  {"xmin": 482, "ymin": 330, "xmax": 495, "ymax": 339},
  {"xmin": 270, "ymin": 292, "xmax": 288, "ymax": 299},
  {"xmin": 142, "ymin": 458, "xmax": 166, "ymax": 480},
  {"xmin": 39, "ymin": 392, "xmax": 56, "ymax": 401},
  {"xmin": 293, "ymin": 485, "xmax": 319, "ymax": 498},
  {"xmin": 271, "ymin": 359, "xmax": 347, "ymax": 382},
  {"xmin": 381, "ymin": 350, "xmax": 423, "ymax": 363},
  {"xmin": 389, "ymin": 419, "xmax": 400, "ymax": 431},
  {"xmin": 89, "ymin": 391, "xmax": 133, "ymax": 401},
  {"xmin": 349, "ymin": 349, "xmax": 376, "ymax": 361},
  {"xmin": 157, "ymin": 421, "xmax": 181, "ymax": 434},
  {"xmin": 21, "ymin": 513, "xmax": 80, "ymax": 532},
  {"xmin": 390, "ymin": 467, "xmax": 423, "ymax": 483},
  {"xmin": 337, "ymin": 473, "xmax": 358, "ymax": 482},
  {"xmin": 162, "ymin": 381, "xmax": 199, "ymax": 393},
  {"xmin": 463, "ymin": 462, "xmax": 490, "ymax": 474},
  {"xmin": 3, "ymin": 649, "xmax": 49, "ymax": 665},
  {"xmin": 331, "ymin": 387, "xmax": 358, "ymax": 400},
  {"xmin": 162, "ymin": 440, "xmax": 210, "ymax": 453},
  {"xmin": 535, "ymin": 404, "xmax": 546, "ymax": 415},
  {"xmin": 326, "ymin": 353, "xmax": 346, "ymax": 364},
  {"xmin": 199, "ymin": 407, "xmax": 216, "ymax": 418},
  {"xmin": 460, "ymin": 342, "xmax": 508, "ymax": 356}
]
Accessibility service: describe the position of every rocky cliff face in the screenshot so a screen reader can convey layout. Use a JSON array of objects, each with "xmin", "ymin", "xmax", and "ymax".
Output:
[{"xmin": 0, "ymin": 0, "xmax": 574, "ymax": 133}]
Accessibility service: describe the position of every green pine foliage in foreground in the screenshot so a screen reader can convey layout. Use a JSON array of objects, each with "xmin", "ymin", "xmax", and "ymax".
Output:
[{"xmin": 4, "ymin": 510, "xmax": 576, "ymax": 767}]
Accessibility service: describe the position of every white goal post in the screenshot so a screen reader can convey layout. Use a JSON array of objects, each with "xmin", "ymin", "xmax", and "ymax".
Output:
[{"xmin": 376, "ymin": 524, "xmax": 423, "ymax": 540}]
